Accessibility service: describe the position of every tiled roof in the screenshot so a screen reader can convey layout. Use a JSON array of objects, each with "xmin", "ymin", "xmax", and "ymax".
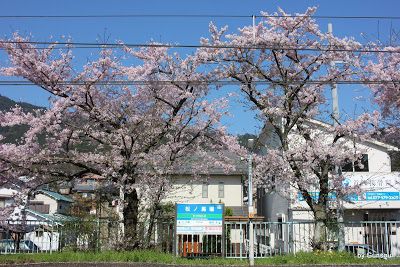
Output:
[
  {"xmin": 74, "ymin": 183, "xmax": 97, "ymax": 192},
  {"xmin": 37, "ymin": 189, "xmax": 74, "ymax": 203},
  {"xmin": 26, "ymin": 209, "xmax": 76, "ymax": 224},
  {"xmin": 172, "ymin": 151, "xmax": 247, "ymax": 175}
]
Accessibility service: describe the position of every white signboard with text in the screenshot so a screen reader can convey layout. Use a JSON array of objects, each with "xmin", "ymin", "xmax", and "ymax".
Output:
[{"xmin": 176, "ymin": 203, "xmax": 224, "ymax": 235}]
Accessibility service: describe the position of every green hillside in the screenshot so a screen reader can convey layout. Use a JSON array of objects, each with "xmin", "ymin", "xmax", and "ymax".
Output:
[{"xmin": 0, "ymin": 95, "xmax": 45, "ymax": 144}]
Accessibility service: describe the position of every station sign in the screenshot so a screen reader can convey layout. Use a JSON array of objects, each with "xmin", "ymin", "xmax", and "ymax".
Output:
[{"xmin": 176, "ymin": 203, "xmax": 224, "ymax": 235}]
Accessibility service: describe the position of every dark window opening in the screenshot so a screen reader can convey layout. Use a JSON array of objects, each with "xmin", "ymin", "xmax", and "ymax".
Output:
[
  {"xmin": 354, "ymin": 154, "xmax": 369, "ymax": 172},
  {"xmin": 342, "ymin": 158, "xmax": 353, "ymax": 172},
  {"xmin": 277, "ymin": 217, "xmax": 283, "ymax": 239},
  {"xmin": 389, "ymin": 151, "xmax": 400, "ymax": 172},
  {"xmin": 341, "ymin": 154, "xmax": 369, "ymax": 172}
]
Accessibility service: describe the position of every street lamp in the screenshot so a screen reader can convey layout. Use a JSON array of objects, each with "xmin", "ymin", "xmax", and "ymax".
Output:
[{"xmin": 247, "ymin": 138, "xmax": 255, "ymax": 266}]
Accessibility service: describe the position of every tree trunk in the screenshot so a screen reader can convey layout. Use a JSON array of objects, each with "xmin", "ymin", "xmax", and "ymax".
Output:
[
  {"xmin": 123, "ymin": 189, "xmax": 139, "ymax": 249},
  {"xmin": 312, "ymin": 205, "xmax": 330, "ymax": 251},
  {"xmin": 145, "ymin": 206, "xmax": 157, "ymax": 248}
]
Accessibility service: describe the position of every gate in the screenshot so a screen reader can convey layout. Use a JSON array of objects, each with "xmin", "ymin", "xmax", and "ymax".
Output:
[{"xmin": 176, "ymin": 233, "xmax": 223, "ymax": 257}]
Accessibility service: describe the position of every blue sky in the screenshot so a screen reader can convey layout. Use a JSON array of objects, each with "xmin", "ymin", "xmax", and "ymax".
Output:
[{"xmin": 0, "ymin": 0, "xmax": 399, "ymax": 134}]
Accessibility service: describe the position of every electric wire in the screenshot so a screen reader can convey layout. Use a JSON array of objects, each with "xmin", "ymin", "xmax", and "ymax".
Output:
[
  {"xmin": 0, "ymin": 14, "xmax": 398, "ymax": 20},
  {"xmin": 0, "ymin": 40, "xmax": 399, "ymax": 53},
  {"xmin": 0, "ymin": 80, "xmax": 397, "ymax": 86}
]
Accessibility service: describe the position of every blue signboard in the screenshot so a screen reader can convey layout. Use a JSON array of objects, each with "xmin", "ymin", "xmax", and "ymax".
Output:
[
  {"xmin": 298, "ymin": 191, "xmax": 400, "ymax": 202},
  {"xmin": 176, "ymin": 203, "xmax": 223, "ymax": 234},
  {"xmin": 297, "ymin": 192, "xmax": 337, "ymax": 201},
  {"xmin": 365, "ymin": 192, "xmax": 400, "ymax": 201}
]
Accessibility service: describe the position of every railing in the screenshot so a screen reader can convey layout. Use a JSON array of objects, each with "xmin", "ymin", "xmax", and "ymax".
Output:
[
  {"xmin": 0, "ymin": 219, "xmax": 175, "ymax": 254},
  {"xmin": 1, "ymin": 219, "xmax": 400, "ymax": 259},
  {"xmin": 225, "ymin": 221, "xmax": 400, "ymax": 259}
]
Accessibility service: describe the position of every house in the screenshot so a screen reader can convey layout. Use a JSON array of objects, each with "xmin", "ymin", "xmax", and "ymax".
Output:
[
  {"xmin": 30, "ymin": 189, "xmax": 73, "ymax": 215},
  {"xmin": 162, "ymin": 152, "xmax": 249, "ymax": 218},
  {"xmin": 9, "ymin": 208, "xmax": 74, "ymax": 251},
  {"xmin": 0, "ymin": 186, "xmax": 75, "ymax": 252},
  {"xmin": 0, "ymin": 187, "xmax": 17, "ymax": 210},
  {"xmin": 257, "ymin": 118, "xmax": 400, "ymax": 253},
  {"xmin": 72, "ymin": 173, "xmax": 103, "ymax": 199},
  {"xmin": 67, "ymin": 152, "xmax": 250, "ymax": 219}
]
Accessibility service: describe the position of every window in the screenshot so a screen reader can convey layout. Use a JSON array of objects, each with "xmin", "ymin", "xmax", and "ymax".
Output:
[
  {"xmin": 218, "ymin": 182, "xmax": 224, "ymax": 198},
  {"xmin": 35, "ymin": 231, "xmax": 43, "ymax": 237},
  {"xmin": 354, "ymin": 154, "xmax": 369, "ymax": 172},
  {"xmin": 341, "ymin": 154, "xmax": 369, "ymax": 172},
  {"xmin": 0, "ymin": 199, "xmax": 5, "ymax": 208},
  {"xmin": 341, "ymin": 158, "xmax": 353, "ymax": 172},
  {"xmin": 277, "ymin": 216, "xmax": 283, "ymax": 240},
  {"xmin": 202, "ymin": 183, "xmax": 208, "ymax": 198}
]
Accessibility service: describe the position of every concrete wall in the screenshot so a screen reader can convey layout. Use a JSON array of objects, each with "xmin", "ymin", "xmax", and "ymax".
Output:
[{"xmin": 259, "ymin": 192, "xmax": 289, "ymax": 222}]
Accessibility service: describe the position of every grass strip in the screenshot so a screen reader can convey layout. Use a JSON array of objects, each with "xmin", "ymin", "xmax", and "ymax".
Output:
[{"xmin": 1, "ymin": 250, "xmax": 400, "ymax": 265}]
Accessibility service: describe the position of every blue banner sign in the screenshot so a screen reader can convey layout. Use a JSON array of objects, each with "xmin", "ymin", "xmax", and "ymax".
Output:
[
  {"xmin": 297, "ymin": 192, "xmax": 336, "ymax": 201},
  {"xmin": 298, "ymin": 191, "xmax": 400, "ymax": 202},
  {"xmin": 176, "ymin": 203, "xmax": 223, "ymax": 235},
  {"xmin": 365, "ymin": 192, "xmax": 400, "ymax": 201}
]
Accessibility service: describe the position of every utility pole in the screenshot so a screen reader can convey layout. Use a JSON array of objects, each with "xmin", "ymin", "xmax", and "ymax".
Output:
[
  {"xmin": 248, "ymin": 138, "xmax": 255, "ymax": 266},
  {"xmin": 249, "ymin": 16, "xmax": 256, "ymax": 265},
  {"xmin": 328, "ymin": 23, "xmax": 345, "ymax": 252}
]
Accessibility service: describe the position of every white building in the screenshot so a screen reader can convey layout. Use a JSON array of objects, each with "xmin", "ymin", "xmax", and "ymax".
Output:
[
  {"xmin": 258, "ymin": 119, "xmax": 400, "ymax": 223},
  {"xmin": 0, "ymin": 187, "xmax": 17, "ymax": 210},
  {"xmin": 163, "ymin": 153, "xmax": 247, "ymax": 216},
  {"xmin": 257, "ymin": 119, "xmax": 400, "ymax": 254},
  {"xmin": 0, "ymin": 186, "xmax": 74, "ymax": 253},
  {"xmin": 166, "ymin": 175, "xmax": 244, "ymax": 208}
]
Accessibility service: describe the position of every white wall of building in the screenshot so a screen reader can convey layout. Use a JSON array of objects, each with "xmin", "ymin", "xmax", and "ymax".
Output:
[
  {"xmin": 0, "ymin": 188, "xmax": 17, "ymax": 208},
  {"xmin": 33, "ymin": 194, "xmax": 58, "ymax": 214},
  {"xmin": 360, "ymin": 143, "xmax": 392, "ymax": 172},
  {"xmin": 164, "ymin": 175, "xmax": 243, "ymax": 206},
  {"xmin": 32, "ymin": 193, "xmax": 71, "ymax": 215},
  {"xmin": 259, "ymin": 119, "xmax": 400, "ymax": 222}
]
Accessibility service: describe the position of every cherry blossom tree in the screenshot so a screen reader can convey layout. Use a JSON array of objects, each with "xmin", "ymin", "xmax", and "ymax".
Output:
[
  {"xmin": 0, "ymin": 35, "xmax": 238, "ymax": 248},
  {"xmin": 365, "ymin": 47, "xmax": 400, "ymax": 145},
  {"xmin": 198, "ymin": 7, "xmax": 378, "ymax": 249},
  {"xmin": 366, "ymin": 47, "xmax": 400, "ymax": 118}
]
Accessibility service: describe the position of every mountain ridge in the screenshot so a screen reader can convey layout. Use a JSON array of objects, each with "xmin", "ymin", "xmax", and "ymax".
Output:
[
  {"xmin": 0, "ymin": 94, "xmax": 44, "ymax": 112},
  {"xmin": 0, "ymin": 95, "xmax": 45, "ymax": 143}
]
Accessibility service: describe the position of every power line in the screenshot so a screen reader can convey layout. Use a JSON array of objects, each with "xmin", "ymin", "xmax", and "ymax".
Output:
[
  {"xmin": 0, "ymin": 14, "xmax": 249, "ymax": 19},
  {"xmin": 0, "ymin": 14, "xmax": 399, "ymax": 20},
  {"xmin": 0, "ymin": 80, "xmax": 397, "ymax": 86},
  {"xmin": 1, "ymin": 40, "xmax": 399, "ymax": 53}
]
